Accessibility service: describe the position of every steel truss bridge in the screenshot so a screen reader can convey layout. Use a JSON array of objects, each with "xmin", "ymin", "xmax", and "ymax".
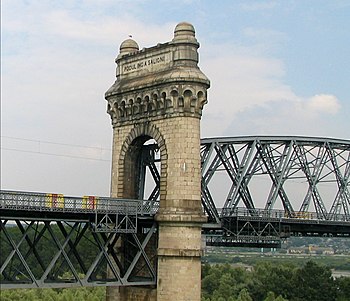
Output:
[{"xmin": 1, "ymin": 136, "xmax": 350, "ymax": 289}]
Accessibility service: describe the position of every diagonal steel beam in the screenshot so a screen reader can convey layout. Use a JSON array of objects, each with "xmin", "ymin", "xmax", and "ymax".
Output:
[
  {"xmin": 224, "ymin": 141, "xmax": 257, "ymax": 211},
  {"xmin": 54, "ymin": 222, "xmax": 89, "ymax": 276},
  {"xmin": 327, "ymin": 144, "xmax": 350, "ymax": 219},
  {"xmin": 295, "ymin": 143, "xmax": 328, "ymax": 219},
  {"xmin": 40, "ymin": 221, "xmax": 80, "ymax": 285},
  {"xmin": 0, "ymin": 220, "xmax": 38, "ymax": 285},
  {"xmin": 264, "ymin": 141, "xmax": 295, "ymax": 211},
  {"xmin": 257, "ymin": 141, "xmax": 294, "ymax": 215},
  {"xmin": 12, "ymin": 221, "xmax": 46, "ymax": 278},
  {"xmin": 86, "ymin": 231, "xmax": 123, "ymax": 284},
  {"xmin": 122, "ymin": 223, "xmax": 157, "ymax": 282},
  {"xmin": 215, "ymin": 143, "xmax": 255, "ymax": 212}
]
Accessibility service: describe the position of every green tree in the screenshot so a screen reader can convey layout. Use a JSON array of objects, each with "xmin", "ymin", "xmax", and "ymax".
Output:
[
  {"xmin": 202, "ymin": 263, "xmax": 211, "ymax": 279},
  {"xmin": 274, "ymin": 296, "xmax": 288, "ymax": 301},
  {"xmin": 211, "ymin": 272, "xmax": 236, "ymax": 300},
  {"xmin": 293, "ymin": 261, "xmax": 336, "ymax": 301},
  {"xmin": 264, "ymin": 292, "xmax": 277, "ymax": 301},
  {"xmin": 202, "ymin": 265, "xmax": 222, "ymax": 298},
  {"xmin": 264, "ymin": 291, "xmax": 288, "ymax": 301},
  {"xmin": 0, "ymin": 287, "xmax": 106, "ymax": 301},
  {"xmin": 202, "ymin": 264, "xmax": 251, "ymax": 300},
  {"xmin": 335, "ymin": 276, "xmax": 350, "ymax": 301},
  {"xmin": 237, "ymin": 288, "xmax": 252, "ymax": 301},
  {"xmin": 249, "ymin": 262, "xmax": 295, "ymax": 300}
]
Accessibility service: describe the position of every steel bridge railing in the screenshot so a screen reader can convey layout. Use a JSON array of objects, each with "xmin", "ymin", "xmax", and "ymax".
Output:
[
  {"xmin": 221, "ymin": 207, "xmax": 350, "ymax": 223},
  {"xmin": 0, "ymin": 190, "xmax": 159, "ymax": 216}
]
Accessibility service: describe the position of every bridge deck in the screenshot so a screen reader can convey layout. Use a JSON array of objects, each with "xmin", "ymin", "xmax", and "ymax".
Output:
[{"xmin": 2, "ymin": 190, "xmax": 350, "ymax": 289}]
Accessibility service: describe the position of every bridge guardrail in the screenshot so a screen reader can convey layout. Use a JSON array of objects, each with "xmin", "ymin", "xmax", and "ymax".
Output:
[
  {"xmin": 220, "ymin": 207, "xmax": 349, "ymax": 222},
  {"xmin": 2, "ymin": 190, "xmax": 349, "ymax": 223},
  {"xmin": 0, "ymin": 190, "xmax": 159, "ymax": 216}
]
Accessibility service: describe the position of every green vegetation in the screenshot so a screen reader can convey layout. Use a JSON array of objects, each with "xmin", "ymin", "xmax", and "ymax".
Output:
[
  {"xmin": 2, "ymin": 261, "xmax": 349, "ymax": 301},
  {"xmin": 0, "ymin": 286, "xmax": 105, "ymax": 301},
  {"xmin": 204, "ymin": 251, "xmax": 350, "ymax": 271},
  {"xmin": 201, "ymin": 261, "xmax": 350, "ymax": 301}
]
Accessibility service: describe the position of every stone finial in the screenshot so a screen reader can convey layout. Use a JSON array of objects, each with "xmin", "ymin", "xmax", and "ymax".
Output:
[
  {"xmin": 119, "ymin": 38, "xmax": 139, "ymax": 56},
  {"xmin": 172, "ymin": 22, "xmax": 198, "ymax": 44}
]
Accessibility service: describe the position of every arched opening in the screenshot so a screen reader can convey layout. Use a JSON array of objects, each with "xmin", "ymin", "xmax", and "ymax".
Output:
[
  {"xmin": 183, "ymin": 89, "xmax": 192, "ymax": 109},
  {"xmin": 116, "ymin": 134, "xmax": 162, "ymax": 288},
  {"xmin": 138, "ymin": 138, "xmax": 161, "ymax": 202},
  {"xmin": 123, "ymin": 136, "xmax": 160, "ymax": 202}
]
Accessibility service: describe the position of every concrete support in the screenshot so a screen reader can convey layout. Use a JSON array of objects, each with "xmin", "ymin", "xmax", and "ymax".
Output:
[{"xmin": 155, "ymin": 116, "xmax": 206, "ymax": 301}]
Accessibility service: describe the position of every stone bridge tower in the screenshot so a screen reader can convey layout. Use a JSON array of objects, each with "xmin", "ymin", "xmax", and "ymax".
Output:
[{"xmin": 105, "ymin": 22, "xmax": 210, "ymax": 301}]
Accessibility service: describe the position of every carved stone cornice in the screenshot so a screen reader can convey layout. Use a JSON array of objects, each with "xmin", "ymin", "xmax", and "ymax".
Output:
[{"xmin": 106, "ymin": 83, "xmax": 208, "ymax": 126}]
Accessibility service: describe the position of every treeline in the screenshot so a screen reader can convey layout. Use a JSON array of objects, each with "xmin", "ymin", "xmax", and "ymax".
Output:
[
  {"xmin": 201, "ymin": 261, "xmax": 350, "ymax": 301},
  {"xmin": 204, "ymin": 251, "xmax": 350, "ymax": 271},
  {"xmin": 2, "ymin": 261, "xmax": 349, "ymax": 301},
  {"xmin": 0, "ymin": 286, "xmax": 105, "ymax": 301}
]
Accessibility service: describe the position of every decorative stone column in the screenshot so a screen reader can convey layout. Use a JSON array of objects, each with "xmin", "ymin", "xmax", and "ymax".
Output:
[{"xmin": 105, "ymin": 22, "xmax": 210, "ymax": 301}]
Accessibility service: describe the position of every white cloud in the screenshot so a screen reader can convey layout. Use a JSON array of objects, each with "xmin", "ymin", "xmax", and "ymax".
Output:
[
  {"xmin": 2, "ymin": 1, "xmax": 175, "ymax": 48},
  {"xmin": 201, "ymin": 46, "xmax": 296, "ymax": 136},
  {"xmin": 44, "ymin": 10, "xmax": 175, "ymax": 47},
  {"xmin": 306, "ymin": 94, "xmax": 340, "ymax": 115},
  {"xmin": 200, "ymin": 44, "xmax": 342, "ymax": 138}
]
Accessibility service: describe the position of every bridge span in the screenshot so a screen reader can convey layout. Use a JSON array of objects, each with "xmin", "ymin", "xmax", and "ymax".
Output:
[
  {"xmin": 1, "ymin": 136, "xmax": 349, "ymax": 289},
  {"xmin": 199, "ymin": 136, "xmax": 350, "ymax": 247}
]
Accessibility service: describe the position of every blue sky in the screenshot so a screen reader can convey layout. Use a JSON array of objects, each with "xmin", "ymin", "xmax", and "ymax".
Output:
[{"xmin": 1, "ymin": 0, "xmax": 349, "ymax": 196}]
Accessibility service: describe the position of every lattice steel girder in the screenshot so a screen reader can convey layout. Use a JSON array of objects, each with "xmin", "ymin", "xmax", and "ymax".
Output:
[
  {"xmin": 200, "ymin": 143, "xmax": 221, "ymax": 222},
  {"xmin": 217, "ymin": 215, "xmax": 350, "ymax": 239},
  {"xmin": 327, "ymin": 144, "xmax": 350, "ymax": 218},
  {"xmin": 294, "ymin": 142, "xmax": 328, "ymax": 219},
  {"xmin": 259, "ymin": 141, "xmax": 295, "ymax": 213},
  {"xmin": 214, "ymin": 142, "xmax": 255, "ymax": 211},
  {"xmin": 0, "ymin": 217, "xmax": 157, "ymax": 289},
  {"xmin": 200, "ymin": 136, "xmax": 350, "ymax": 221},
  {"xmin": 224, "ymin": 141, "xmax": 257, "ymax": 211},
  {"xmin": 131, "ymin": 136, "xmax": 350, "ymax": 223}
]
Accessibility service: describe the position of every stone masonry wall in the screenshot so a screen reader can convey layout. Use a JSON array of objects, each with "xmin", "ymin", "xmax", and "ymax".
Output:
[{"xmin": 107, "ymin": 115, "xmax": 204, "ymax": 301}]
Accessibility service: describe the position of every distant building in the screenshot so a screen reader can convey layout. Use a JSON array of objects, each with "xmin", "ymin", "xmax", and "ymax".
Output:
[{"xmin": 288, "ymin": 245, "xmax": 334, "ymax": 255}]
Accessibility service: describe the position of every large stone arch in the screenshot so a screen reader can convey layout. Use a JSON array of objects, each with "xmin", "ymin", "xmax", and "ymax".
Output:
[{"xmin": 117, "ymin": 123, "xmax": 167, "ymax": 200}]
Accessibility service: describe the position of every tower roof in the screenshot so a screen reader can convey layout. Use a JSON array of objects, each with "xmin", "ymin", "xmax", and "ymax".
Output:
[
  {"xmin": 174, "ymin": 22, "xmax": 195, "ymax": 37},
  {"xmin": 119, "ymin": 38, "xmax": 139, "ymax": 55}
]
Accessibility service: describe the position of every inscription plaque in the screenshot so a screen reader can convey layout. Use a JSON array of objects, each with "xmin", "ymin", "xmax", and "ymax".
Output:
[{"xmin": 121, "ymin": 52, "xmax": 172, "ymax": 75}]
